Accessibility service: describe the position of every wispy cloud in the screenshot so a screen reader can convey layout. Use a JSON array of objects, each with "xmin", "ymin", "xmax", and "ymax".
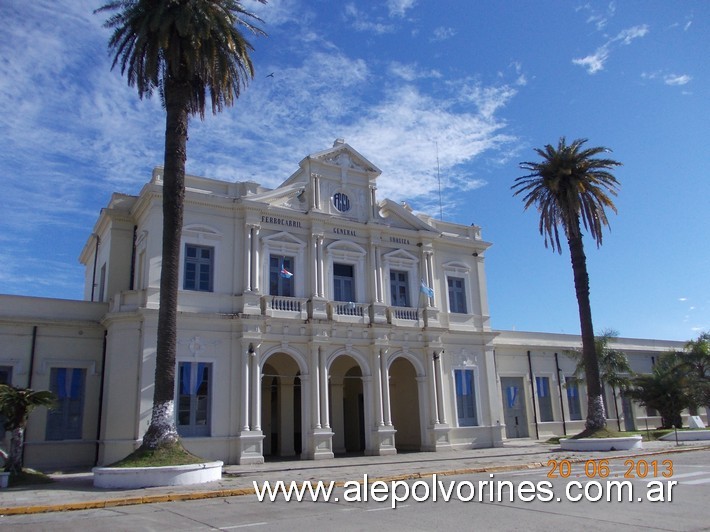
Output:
[
  {"xmin": 387, "ymin": 0, "xmax": 416, "ymax": 18},
  {"xmin": 344, "ymin": 4, "xmax": 394, "ymax": 34},
  {"xmin": 573, "ymin": 24, "xmax": 649, "ymax": 74},
  {"xmin": 431, "ymin": 26, "xmax": 456, "ymax": 42},
  {"xmin": 664, "ymin": 74, "xmax": 692, "ymax": 86},
  {"xmin": 389, "ymin": 62, "xmax": 442, "ymax": 81}
]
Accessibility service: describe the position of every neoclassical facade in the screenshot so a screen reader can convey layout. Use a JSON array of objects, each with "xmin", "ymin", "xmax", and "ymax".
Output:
[{"xmin": 0, "ymin": 140, "xmax": 695, "ymax": 470}]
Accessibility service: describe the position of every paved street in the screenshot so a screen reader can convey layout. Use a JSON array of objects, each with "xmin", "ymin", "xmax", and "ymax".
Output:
[{"xmin": 1, "ymin": 446, "xmax": 709, "ymax": 531}]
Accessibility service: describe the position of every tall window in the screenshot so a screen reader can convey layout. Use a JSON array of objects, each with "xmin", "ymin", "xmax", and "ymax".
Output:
[
  {"xmin": 178, "ymin": 362, "xmax": 212, "ymax": 437},
  {"xmin": 46, "ymin": 368, "xmax": 86, "ymax": 440},
  {"xmin": 0, "ymin": 366, "xmax": 11, "ymax": 385},
  {"xmin": 566, "ymin": 376, "xmax": 582, "ymax": 421},
  {"xmin": 536, "ymin": 376, "xmax": 553, "ymax": 422},
  {"xmin": 333, "ymin": 263, "xmax": 355, "ymax": 302},
  {"xmin": 269, "ymin": 255, "xmax": 294, "ymax": 297},
  {"xmin": 454, "ymin": 369, "xmax": 478, "ymax": 426},
  {"xmin": 390, "ymin": 270, "xmax": 409, "ymax": 307},
  {"xmin": 184, "ymin": 244, "xmax": 214, "ymax": 292},
  {"xmin": 447, "ymin": 277, "xmax": 467, "ymax": 314}
]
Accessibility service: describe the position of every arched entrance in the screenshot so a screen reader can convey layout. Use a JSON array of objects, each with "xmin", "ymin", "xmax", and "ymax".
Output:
[
  {"xmin": 329, "ymin": 355, "xmax": 365, "ymax": 454},
  {"xmin": 261, "ymin": 352, "xmax": 303, "ymax": 458},
  {"xmin": 389, "ymin": 357, "xmax": 422, "ymax": 451}
]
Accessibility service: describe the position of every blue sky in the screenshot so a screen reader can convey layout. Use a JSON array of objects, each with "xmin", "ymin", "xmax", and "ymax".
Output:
[{"xmin": 0, "ymin": 0, "xmax": 707, "ymax": 341}]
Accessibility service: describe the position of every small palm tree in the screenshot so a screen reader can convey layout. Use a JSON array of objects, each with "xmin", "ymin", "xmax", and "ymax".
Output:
[
  {"xmin": 681, "ymin": 332, "xmax": 710, "ymax": 413},
  {"xmin": 513, "ymin": 138, "xmax": 621, "ymax": 431},
  {"xmin": 0, "ymin": 385, "xmax": 56, "ymax": 474},
  {"xmin": 97, "ymin": 0, "xmax": 266, "ymax": 452},
  {"xmin": 626, "ymin": 353, "xmax": 691, "ymax": 429}
]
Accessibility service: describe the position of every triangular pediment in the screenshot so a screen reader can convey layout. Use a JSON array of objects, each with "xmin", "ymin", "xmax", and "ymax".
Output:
[
  {"xmin": 378, "ymin": 199, "xmax": 439, "ymax": 233},
  {"xmin": 309, "ymin": 140, "xmax": 381, "ymax": 175}
]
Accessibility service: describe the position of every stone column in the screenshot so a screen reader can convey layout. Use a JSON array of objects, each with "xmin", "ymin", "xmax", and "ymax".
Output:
[
  {"xmin": 381, "ymin": 352, "xmax": 392, "ymax": 426},
  {"xmin": 244, "ymin": 225, "xmax": 253, "ymax": 291},
  {"xmin": 429, "ymin": 355, "xmax": 440, "ymax": 425},
  {"xmin": 252, "ymin": 225, "xmax": 261, "ymax": 293},
  {"xmin": 311, "ymin": 345, "xmax": 321, "ymax": 429},
  {"xmin": 319, "ymin": 349, "xmax": 330, "ymax": 428},
  {"xmin": 373, "ymin": 349, "xmax": 384, "ymax": 427},
  {"xmin": 434, "ymin": 351, "xmax": 447, "ymax": 424},
  {"xmin": 330, "ymin": 377, "xmax": 345, "ymax": 453},
  {"xmin": 251, "ymin": 347, "xmax": 261, "ymax": 431},
  {"xmin": 242, "ymin": 347, "xmax": 251, "ymax": 430}
]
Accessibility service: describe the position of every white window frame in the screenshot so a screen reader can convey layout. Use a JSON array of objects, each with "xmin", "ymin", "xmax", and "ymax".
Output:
[
  {"xmin": 180, "ymin": 224, "xmax": 222, "ymax": 293},
  {"xmin": 442, "ymin": 261, "xmax": 472, "ymax": 316},
  {"xmin": 382, "ymin": 249, "xmax": 419, "ymax": 308},
  {"xmin": 176, "ymin": 360, "xmax": 213, "ymax": 437},
  {"xmin": 326, "ymin": 240, "xmax": 367, "ymax": 303},
  {"xmin": 262, "ymin": 232, "xmax": 307, "ymax": 298},
  {"xmin": 452, "ymin": 366, "xmax": 480, "ymax": 427}
]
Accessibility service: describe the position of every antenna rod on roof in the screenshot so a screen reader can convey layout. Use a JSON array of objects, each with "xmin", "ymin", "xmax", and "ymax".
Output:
[{"xmin": 436, "ymin": 141, "xmax": 443, "ymax": 221}]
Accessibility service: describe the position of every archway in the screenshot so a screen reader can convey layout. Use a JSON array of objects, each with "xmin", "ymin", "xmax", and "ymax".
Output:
[
  {"xmin": 389, "ymin": 357, "xmax": 422, "ymax": 451},
  {"xmin": 261, "ymin": 352, "xmax": 303, "ymax": 458},
  {"xmin": 329, "ymin": 355, "xmax": 365, "ymax": 454}
]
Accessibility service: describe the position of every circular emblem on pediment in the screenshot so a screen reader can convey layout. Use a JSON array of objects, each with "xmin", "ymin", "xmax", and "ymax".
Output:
[{"xmin": 333, "ymin": 192, "xmax": 351, "ymax": 212}]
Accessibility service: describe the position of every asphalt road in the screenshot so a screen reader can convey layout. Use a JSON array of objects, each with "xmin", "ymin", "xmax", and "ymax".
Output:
[{"xmin": 2, "ymin": 450, "xmax": 709, "ymax": 531}]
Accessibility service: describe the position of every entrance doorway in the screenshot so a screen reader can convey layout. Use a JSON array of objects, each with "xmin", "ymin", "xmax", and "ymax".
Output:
[
  {"xmin": 261, "ymin": 353, "xmax": 303, "ymax": 458},
  {"xmin": 329, "ymin": 355, "xmax": 365, "ymax": 454},
  {"xmin": 501, "ymin": 376, "xmax": 529, "ymax": 438},
  {"xmin": 389, "ymin": 357, "xmax": 422, "ymax": 451}
]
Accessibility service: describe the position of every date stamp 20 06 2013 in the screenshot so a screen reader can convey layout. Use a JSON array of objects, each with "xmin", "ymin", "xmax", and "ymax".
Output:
[{"xmin": 546, "ymin": 459, "xmax": 673, "ymax": 479}]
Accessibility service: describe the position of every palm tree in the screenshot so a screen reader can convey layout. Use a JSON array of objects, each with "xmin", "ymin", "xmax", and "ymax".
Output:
[
  {"xmin": 626, "ymin": 353, "xmax": 692, "ymax": 429},
  {"xmin": 0, "ymin": 385, "xmax": 56, "ymax": 474},
  {"xmin": 681, "ymin": 332, "xmax": 710, "ymax": 414},
  {"xmin": 570, "ymin": 329, "xmax": 633, "ymax": 430},
  {"xmin": 513, "ymin": 138, "xmax": 621, "ymax": 431},
  {"xmin": 97, "ymin": 0, "xmax": 266, "ymax": 451}
]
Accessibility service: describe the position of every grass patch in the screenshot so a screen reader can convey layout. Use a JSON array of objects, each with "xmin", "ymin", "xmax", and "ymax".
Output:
[
  {"xmin": 570, "ymin": 427, "xmax": 627, "ymax": 439},
  {"xmin": 7, "ymin": 468, "xmax": 54, "ymax": 487},
  {"xmin": 108, "ymin": 442, "xmax": 206, "ymax": 468}
]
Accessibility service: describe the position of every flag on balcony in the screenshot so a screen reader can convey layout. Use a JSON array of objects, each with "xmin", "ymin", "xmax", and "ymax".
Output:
[
  {"xmin": 420, "ymin": 279, "xmax": 434, "ymax": 298},
  {"xmin": 280, "ymin": 261, "xmax": 293, "ymax": 279}
]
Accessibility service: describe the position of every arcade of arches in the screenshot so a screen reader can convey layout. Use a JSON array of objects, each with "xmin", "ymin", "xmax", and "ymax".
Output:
[{"xmin": 259, "ymin": 351, "xmax": 424, "ymax": 458}]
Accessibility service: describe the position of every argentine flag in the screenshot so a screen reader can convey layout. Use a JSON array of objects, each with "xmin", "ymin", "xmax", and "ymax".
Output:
[
  {"xmin": 420, "ymin": 280, "xmax": 434, "ymax": 298},
  {"xmin": 280, "ymin": 261, "xmax": 293, "ymax": 279}
]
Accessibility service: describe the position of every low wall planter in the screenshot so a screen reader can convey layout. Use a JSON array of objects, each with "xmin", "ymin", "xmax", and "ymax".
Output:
[
  {"xmin": 93, "ymin": 461, "xmax": 223, "ymax": 489},
  {"xmin": 559, "ymin": 436, "xmax": 642, "ymax": 452},
  {"xmin": 659, "ymin": 430, "xmax": 710, "ymax": 442}
]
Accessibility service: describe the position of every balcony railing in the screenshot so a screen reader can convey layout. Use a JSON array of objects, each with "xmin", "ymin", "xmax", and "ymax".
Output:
[
  {"xmin": 262, "ymin": 295, "xmax": 308, "ymax": 319},
  {"xmin": 388, "ymin": 306, "xmax": 419, "ymax": 321},
  {"xmin": 328, "ymin": 301, "xmax": 370, "ymax": 324}
]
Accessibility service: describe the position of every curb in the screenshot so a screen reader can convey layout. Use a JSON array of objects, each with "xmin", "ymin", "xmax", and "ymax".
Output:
[{"xmin": 2, "ymin": 444, "xmax": 708, "ymax": 516}]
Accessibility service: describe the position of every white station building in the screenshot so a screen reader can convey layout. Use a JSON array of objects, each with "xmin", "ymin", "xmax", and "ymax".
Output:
[{"xmin": 0, "ymin": 140, "xmax": 694, "ymax": 470}]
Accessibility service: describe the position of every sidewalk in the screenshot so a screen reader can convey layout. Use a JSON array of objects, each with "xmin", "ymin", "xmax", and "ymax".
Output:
[{"xmin": 1, "ymin": 439, "xmax": 708, "ymax": 516}]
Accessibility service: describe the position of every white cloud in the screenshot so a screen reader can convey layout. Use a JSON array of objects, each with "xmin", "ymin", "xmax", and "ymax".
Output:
[
  {"xmin": 572, "ymin": 24, "xmax": 648, "ymax": 74},
  {"xmin": 387, "ymin": 0, "xmax": 416, "ymax": 18},
  {"xmin": 344, "ymin": 4, "xmax": 394, "ymax": 34},
  {"xmin": 572, "ymin": 46, "xmax": 610, "ymax": 74},
  {"xmin": 664, "ymin": 74, "xmax": 692, "ymax": 86},
  {"xmin": 389, "ymin": 62, "xmax": 442, "ymax": 81},
  {"xmin": 431, "ymin": 26, "xmax": 456, "ymax": 42}
]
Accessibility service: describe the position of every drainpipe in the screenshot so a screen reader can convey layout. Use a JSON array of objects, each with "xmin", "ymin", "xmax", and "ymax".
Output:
[
  {"xmin": 28, "ymin": 326, "xmax": 38, "ymax": 388},
  {"xmin": 554, "ymin": 352, "xmax": 567, "ymax": 436},
  {"xmin": 95, "ymin": 330, "xmax": 108, "ymax": 466},
  {"xmin": 90, "ymin": 234, "xmax": 100, "ymax": 301},
  {"xmin": 527, "ymin": 350, "xmax": 539, "ymax": 440},
  {"xmin": 129, "ymin": 225, "xmax": 137, "ymax": 290}
]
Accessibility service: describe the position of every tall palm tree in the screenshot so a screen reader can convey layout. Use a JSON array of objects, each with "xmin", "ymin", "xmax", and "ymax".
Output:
[
  {"xmin": 97, "ymin": 0, "xmax": 266, "ymax": 451},
  {"xmin": 513, "ymin": 138, "xmax": 621, "ymax": 431},
  {"xmin": 0, "ymin": 385, "xmax": 56, "ymax": 474}
]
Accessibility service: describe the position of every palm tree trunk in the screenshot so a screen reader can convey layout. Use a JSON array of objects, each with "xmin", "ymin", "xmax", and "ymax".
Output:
[
  {"xmin": 567, "ymin": 223, "xmax": 606, "ymax": 430},
  {"xmin": 7, "ymin": 427, "xmax": 24, "ymax": 474},
  {"xmin": 142, "ymin": 77, "xmax": 190, "ymax": 449}
]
